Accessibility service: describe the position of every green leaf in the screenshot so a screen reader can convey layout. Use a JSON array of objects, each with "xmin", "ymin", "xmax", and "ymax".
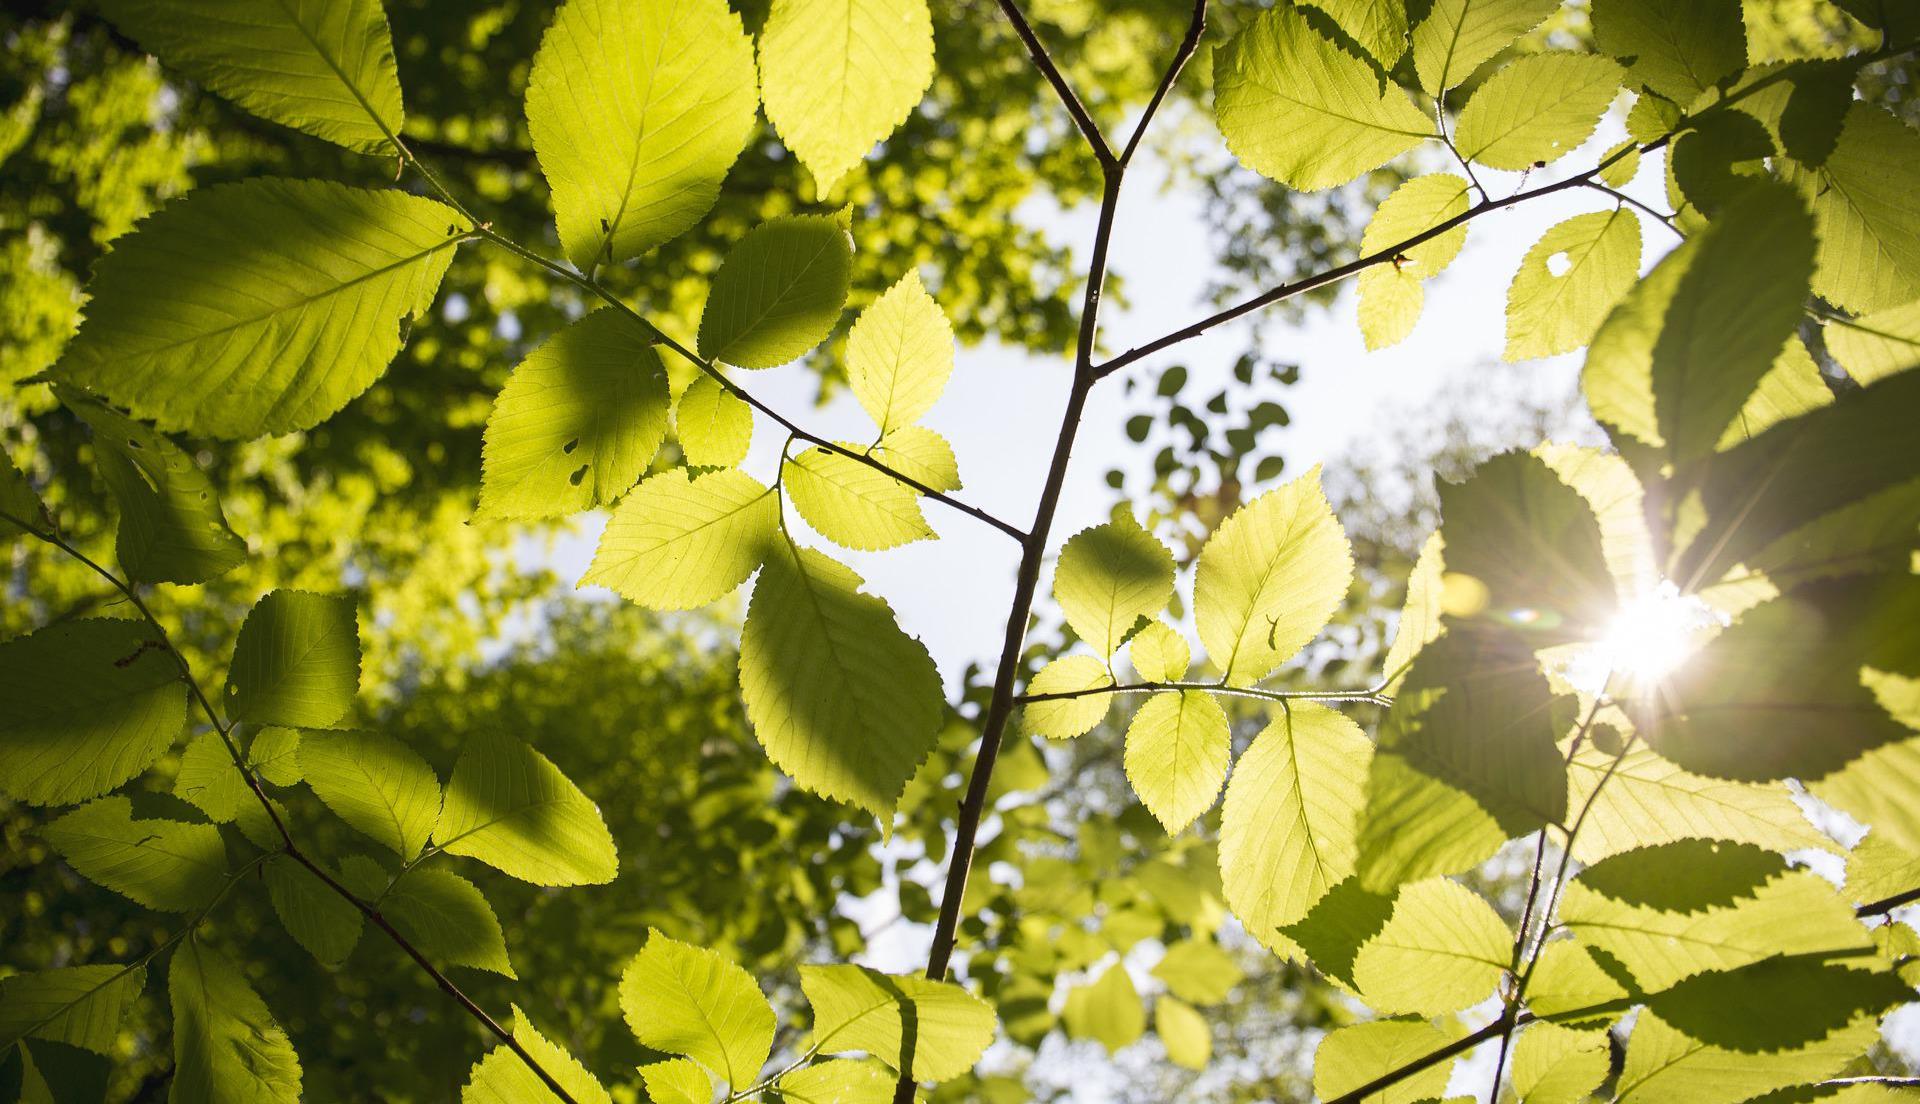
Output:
[
  {"xmin": 1364, "ymin": 174, "xmax": 1475, "ymax": 274},
  {"xmin": 1355, "ymin": 625, "xmax": 1570, "ymax": 890},
  {"xmin": 1511, "ymin": 1023, "xmax": 1610, "ymax": 1104},
  {"xmin": 639, "ymin": 1060, "xmax": 714, "ymax": 1104},
  {"xmin": 1022, "ymin": 654, "xmax": 1113, "ymax": 740},
  {"xmin": 1670, "ymin": 111, "xmax": 1777, "ymax": 218},
  {"xmin": 1785, "ymin": 103, "xmax": 1920, "ymax": 314},
  {"xmin": 1409, "ymin": 0, "xmax": 1561, "ymax": 93},
  {"xmin": 463, "ymin": 1005, "xmax": 610, "ymax": 1104},
  {"xmin": 800, "ymin": 964, "xmax": 996, "ymax": 1082},
  {"xmin": 1063, "ymin": 963, "xmax": 1144, "ymax": 1055},
  {"xmin": 846, "ymin": 271, "xmax": 954, "ymax": 434},
  {"xmin": 1123, "ymin": 691, "xmax": 1229, "ymax": 834},
  {"xmin": 1592, "ymin": 0, "xmax": 1746, "ymax": 102},
  {"xmin": 739, "ymin": 542, "xmax": 944, "ymax": 815},
  {"xmin": 56, "ymin": 179, "xmax": 466, "ymax": 439},
  {"xmin": 42, "ymin": 796, "xmax": 227, "ymax": 911},
  {"xmin": 226, "ymin": 590, "xmax": 360, "ymax": 729},
  {"xmin": 1129, "ymin": 622, "xmax": 1191, "ymax": 683},
  {"xmin": 1151, "ymin": 940, "xmax": 1245, "ymax": 1006},
  {"xmin": 584, "ymin": 467, "xmax": 778, "ymax": 611},
  {"xmin": 1717, "ymin": 337, "xmax": 1831, "ymax": 450},
  {"xmin": 1643, "ymin": 575, "xmax": 1920, "ymax": 782},
  {"xmin": 1314, "ymin": 1019, "xmax": 1465, "ymax": 1104},
  {"xmin": 1435, "ymin": 451, "xmax": 1616, "ymax": 641},
  {"xmin": 1616, "ymin": 1008, "xmax": 1880, "ymax": 1103},
  {"xmin": 1652, "ymin": 180, "xmax": 1815, "ymax": 466},
  {"xmin": 1055, "ymin": 513, "xmax": 1175, "ymax": 658},
  {"xmin": 1194, "ymin": 467, "xmax": 1353, "ymax": 686},
  {"xmin": 434, "ymin": 730, "xmax": 618, "ymax": 885},
  {"xmin": 676, "ymin": 375, "xmax": 754, "ymax": 468},
  {"xmin": 770, "ymin": 1059, "xmax": 893, "ymax": 1103},
  {"xmin": 1584, "ymin": 230, "xmax": 1697, "ymax": 448},
  {"xmin": 760, "ymin": 0, "xmax": 935, "ymax": 193},
  {"xmin": 264, "ymin": 855, "xmax": 363, "ymax": 967},
  {"xmin": 1351, "ymin": 877, "xmax": 1510, "ymax": 1016},
  {"xmin": 382, "ymin": 867, "xmax": 516, "ymax": 978},
  {"xmin": 1843, "ymin": 832, "xmax": 1920, "ymax": 906},
  {"xmin": 1574, "ymin": 839, "xmax": 1785, "ymax": 913},
  {"xmin": 1357, "ymin": 267, "xmax": 1426, "ymax": 351},
  {"xmin": 1562, "ymin": 863, "xmax": 1871, "ymax": 992},
  {"xmin": 1675, "ymin": 370, "xmax": 1920, "ymax": 588},
  {"xmin": 170, "ymin": 940, "xmax": 301, "ymax": 1104},
  {"xmin": 699, "ymin": 216, "xmax": 853, "ymax": 369},
  {"xmin": 298, "ymin": 729, "xmax": 440, "ymax": 860},
  {"xmin": 1154, "ymin": 995, "xmax": 1211, "ymax": 1071},
  {"xmin": 94, "ymin": 0, "xmax": 402, "ymax": 155},
  {"xmin": 1825, "ymin": 301, "xmax": 1920, "ymax": 386},
  {"xmin": 871, "ymin": 426, "xmax": 961, "ymax": 492},
  {"xmin": 1527, "ymin": 940, "xmax": 1632, "ymax": 1025},
  {"xmin": 619, "ymin": 930, "xmax": 774, "ymax": 1089},
  {"xmin": 1647, "ymin": 957, "xmax": 1910, "ymax": 1053},
  {"xmin": 1219, "ymin": 703, "xmax": 1370, "ymax": 953},
  {"xmin": 67, "ymin": 394, "xmax": 247, "ymax": 585},
  {"xmin": 1214, "ymin": 4, "xmax": 1432, "ymax": 191},
  {"xmin": 784, "ymin": 446, "xmax": 934, "ymax": 551},
  {"xmin": 1818, "ymin": 678, "xmax": 1920, "ymax": 856},
  {"xmin": 1383, "ymin": 531, "xmax": 1445, "ymax": 692},
  {"xmin": 1565, "ymin": 742, "xmax": 1827, "ymax": 864},
  {"xmin": 247, "ymin": 727, "xmax": 304, "ymax": 788},
  {"xmin": 478, "ymin": 310, "xmax": 669, "ymax": 519},
  {"xmin": 1505, "ymin": 207, "xmax": 1643, "ymax": 361},
  {"xmin": 525, "ymin": 0, "xmax": 757, "ymax": 268},
  {"xmin": 0, "ymin": 965, "xmax": 145, "ymax": 1056},
  {"xmin": 172, "ymin": 731, "xmax": 247, "ymax": 823},
  {"xmin": 1455, "ymin": 53, "xmax": 1625, "ymax": 171},
  {"xmin": 0, "ymin": 619, "xmax": 186, "ymax": 808}
]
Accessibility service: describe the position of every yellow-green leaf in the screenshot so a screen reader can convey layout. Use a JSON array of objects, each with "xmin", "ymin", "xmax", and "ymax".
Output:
[
  {"xmin": 760, "ymin": 0, "xmax": 934, "ymax": 193},
  {"xmin": 1123, "ymin": 691, "xmax": 1229, "ymax": 834},
  {"xmin": 1505, "ymin": 207, "xmax": 1643, "ymax": 361},
  {"xmin": 584, "ymin": 468, "xmax": 778, "ymax": 610}
]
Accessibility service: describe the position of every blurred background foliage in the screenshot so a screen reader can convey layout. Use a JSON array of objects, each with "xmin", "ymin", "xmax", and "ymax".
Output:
[{"xmin": 1, "ymin": 0, "xmax": 1913, "ymax": 1101}]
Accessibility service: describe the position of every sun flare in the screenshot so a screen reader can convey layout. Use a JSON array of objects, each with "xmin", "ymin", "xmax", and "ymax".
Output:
[{"xmin": 1565, "ymin": 583, "xmax": 1725, "ymax": 695}]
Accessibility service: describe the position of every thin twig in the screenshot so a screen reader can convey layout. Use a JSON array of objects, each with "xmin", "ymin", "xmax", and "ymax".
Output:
[
  {"xmin": 1581, "ymin": 179, "xmax": 1682, "ymax": 237},
  {"xmin": 1858, "ymin": 884, "xmax": 1920, "ymax": 918},
  {"xmin": 3, "ymin": 513, "xmax": 584, "ymax": 1104},
  {"xmin": 390, "ymin": 141, "xmax": 1027, "ymax": 544},
  {"xmin": 1117, "ymin": 0, "xmax": 1206, "ymax": 168},
  {"xmin": 990, "ymin": 0, "xmax": 1116, "ymax": 167},
  {"xmin": 1015, "ymin": 679, "xmax": 1390, "ymax": 707}
]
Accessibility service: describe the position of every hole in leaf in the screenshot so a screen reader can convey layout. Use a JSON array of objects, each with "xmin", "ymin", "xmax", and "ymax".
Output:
[{"xmin": 1546, "ymin": 251, "xmax": 1573, "ymax": 278}]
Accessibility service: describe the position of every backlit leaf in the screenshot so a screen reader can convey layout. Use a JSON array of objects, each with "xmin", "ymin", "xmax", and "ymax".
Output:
[
  {"xmin": 1825, "ymin": 301, "xmax": 1920, "ymax": 385},
  {"xmin": 1455, "ymin": 53, "xmax": 1625, "ymax": 171},
  {"xmin": 1123, "ymin": 691, "xmax": 1229, "ymax": 833},
  {"xmin": 0, "ymin": 965, "xmax": 146, "ymax": 1056},
  {"xmin": 526, "ymin": 0, "xmax": 757, "ymax": 268},
  {"xmin": 1055, "ymin": 513, "xmax": 1175, "ymax": 658},
  {"xmin": 1511, "ymin": 1022, "xmax": 1610, "ymax": 1104},
  {"xmin": 1785, "ymin": 104, "xmax": 1920, "ymax": 314},
  {"xmin": 584, "ymin": 467, "xmax": 778, "ymax": 610},
  {"xmin": 226, "ymin": 590, "xmax": 360, "ymax": 729},
  {"xmin": 264, "ymin": 856, "xmax": 364, "ymax": 967},
  {"xmin": 42, "ymin": 797, "xmax": 227, "ymax": 911},
  {"xmin": 0, "ymin": 619, "xmax": 185, "ymax": 808},
  {"xmin": 1505, "ymin": 207, "xmax": 1643, "ymax": 361},
  {"xmin": 1409, "ymin": 0, "xmax": 1561, "ymax": 93},
  {"xmin": 1314, "ymin": 1019, "xmax": 1464, "ymax": 1104},
  {"xmin": 1194, "ymin": 467, "xmax": 1353, "ymax": 686},
  {"xmin": 56, "ymin": 179, "xmax": 466, "ymax": 439},
  {"xmin": 847, "ymin": 270, "xmax": 953, "ymax": 435},
  {"xmin": 699, "ymin": 216, "xmax": 853, "ymax": 369},
  {"xmin": 1219, "ymin": 704, "xmax": 1370, "ymax": 953},
  {"xmin": 172, "ymin": 730, "xmax": 247, "ymax": 823},
  {"xmin": 1592, "ymin": 0, "xmax": 1746, "ymax": 102},
  {"xmin": 95, "ymin": 0, "xmax": 402, "ymax": 154},
  {"xmin": 1351, "ymin": 878, "xmax": 1510, "ymax": 1016},
  {"xmin": 1215, "ymin": 4, "xmax": 1432, "ymax": 191},
  {"xmin": 760, "ymin": 0, "xmax": 935, "ymax": 193},
  {"xmin": 1062, "ymin": 962, "xmax": 1144, "ymax": 1055},
  {"xmin": 1129, "ymin": 622, "xmax": 1191, "ymax": 683},
  {"xmin": 1616, "ymin": 1009, "xmax": 1879, "ymax": 1103},
  {"xmin": 478, "ymin": 310, "xmax": 669, "ymax": 519},
  {"xmin": 871, "ymin": 426, "xmax": 961, "ymax": 492},
  {"xmin": 784, "ymin": 446, "xmax": 934, "ymax": 551},
  {"xmin": 299, "ymin": 729, "xmax": 440, "ymax": 860},
  {"xmin": 383, "ymin": 867, "xmax": 516, "ymax": 978},
  {"xmin": 1154, "ymin": 995, "xmax": 1211, "ymax": 1071},
  {"xmin": 1022, "ymin": 654, "xmax": 1113, "ymax": 740},
  {"xmin": 676, "ymin": 375, "xmax": 754, "ymax": 468},
  {"xmin": 170, "ymin": 940, "xmax": 301, "ymax": 1104},
  {"xmin": 739, "ymin": 542, "xmax": 944, "ymax": 815},
  {"xmin": 620, "ymin": 930, "xmax": 774, "ymax": 1089},
  {"xmin": 434, "ymin": 730, "xmax": 618, "ymax": 885},
  {"xmin": 463, "ymin": 1006, "xmax": 610, "ymax": 1104},
  {"xmin": 801, "ymin": 964, "xmax": 996, "ymax": 1082}
]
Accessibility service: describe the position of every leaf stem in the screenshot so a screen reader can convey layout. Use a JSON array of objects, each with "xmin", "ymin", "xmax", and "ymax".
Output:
[{"xmin": 1014, "ymin": 679, "xmax": 1390, "ymax": 707}]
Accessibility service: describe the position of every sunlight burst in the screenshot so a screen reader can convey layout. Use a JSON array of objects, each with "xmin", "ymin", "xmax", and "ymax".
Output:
[{"xmin": 1564, "ymin": 583, "xmax": 1725, "ymax": 695}]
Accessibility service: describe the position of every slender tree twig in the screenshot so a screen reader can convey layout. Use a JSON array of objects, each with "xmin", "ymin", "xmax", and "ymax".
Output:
[
  {"xmin": 3, "ymin": 512, "xmax": 584, "ymax": 1104},
  {"xmin": 990, "ymin": 0, "xmax": 1116, "ymax": 167},
  {"xmin": 390, "ymin": 141, "xmax": 1028, "ymax": 544},
  {"xmin": 1324, "ymin": 1013, "xmax": 1523, "ymax": 1104},
  {"xmin": 1858, "ymin": 885, "xmax": 1920, "ymax": 918},
  {"xmin": 1581, "ymin": 179, "xmax": 1682, "ymax": 236},
  {"xmin": 1117, "ymin": 0, "xmax": 1207, "ymax": 168},
  {"xmin": 1015, "ymin": 679, "xmax": 1390, "ymax": 707}
]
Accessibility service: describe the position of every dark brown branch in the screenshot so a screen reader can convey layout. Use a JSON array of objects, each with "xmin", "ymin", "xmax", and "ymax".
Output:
[
  {"xmin": 1858, "ymin": 884, "xmax": 1920, "ymax": 917},
  {"xmin": 4, "ymin": 514, "xmax": 584, "ymax": 1104},
  {"xmin": 1324, "ymin": 1014, "xmax": 1520, "ymax": 1104},
  {"xmin": 1117, "ymin": 0, "xmax": 1207, "ymax": 167},
  {"xmin": 990, "ymin": 0, "xmax": 1116, "ymax": 168}
]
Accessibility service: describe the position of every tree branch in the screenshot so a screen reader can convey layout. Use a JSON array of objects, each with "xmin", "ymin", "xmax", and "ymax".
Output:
[
  {"xmin": 4, "ymin": 514, "xmax": 584, "ymax": 1104},
  {"xmin": 1015, "ymin": 679, "xmax": 1390, "ymax": 707},
  {"xmin": 989, "ymin": 0, "xmax": 1116, "ymax": 168},
  {"xmin": 1117, "ymin": 0, "xmax": 1206, "ymax": 168},
  {"xmin": 1858, "ymin": 884, "xmax": 1920, "ymax": 918}
]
